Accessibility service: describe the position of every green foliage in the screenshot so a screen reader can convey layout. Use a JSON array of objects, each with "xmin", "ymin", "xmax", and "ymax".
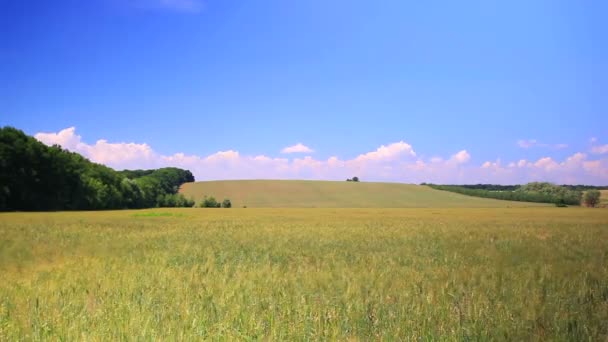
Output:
[
  {"xmin": 450, "ymin": 184, "xmax": 520, "ymax": 191},
  {"xmin": 199, "ymin": 196, "xmax": 219, "ymax": 208},
  {"xmin": 583, "ymin": 190, "xmax": 601, "ymax": 207},
  {"xmin": 427, "ymin": 182, "xmax": 582, "ymax": 205},
  {"xmin": 157, "ymin": 194, "xmax": 195, "ymax": 208},
  {"xmin": 199, "ymin": 196, "xmax": 232, "ymax": 208},
  {"xmin": 0, "ymin": 126, "xmax": 195, "ymax": 210}
]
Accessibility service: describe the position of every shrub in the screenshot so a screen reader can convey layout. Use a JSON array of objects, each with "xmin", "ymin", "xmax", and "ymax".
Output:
[
  {"xmin": 222, "ymin": 199, "xmax": 232, "ymax": 208},
  {"xmin": 199, "ymin": 196, "xmax": 219, "ymax": 208}
]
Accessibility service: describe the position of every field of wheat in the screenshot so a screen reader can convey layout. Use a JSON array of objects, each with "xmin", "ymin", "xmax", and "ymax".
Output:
[
  {"xmin": 1, "ymin": 208, "xmax": 607, "ymax": 340},
  {"xmin": 179, "ymin": 180, "xmax": 550, "ymax": 208}
]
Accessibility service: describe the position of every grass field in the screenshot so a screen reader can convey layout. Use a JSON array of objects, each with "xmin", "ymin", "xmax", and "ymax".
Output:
[
  {"xmin": 180, "ymin": 180, "xmax": 550, "ymax": 208},
  {"xmin": 601, "ymin": 190, "xmax": 608, "ymax": 206},
  {"xmin": 1, "ymin": 208, "xmax": 607, "ymax": 340}
]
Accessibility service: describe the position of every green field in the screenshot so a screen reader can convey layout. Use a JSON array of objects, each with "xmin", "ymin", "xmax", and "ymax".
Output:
[
  {"xmin": 180, "ymin": 180, "xmax": 550, "ymax": 208},
  {"xmin": 1, "ymin": 208, "xmax": 607, "ymax": 340}
]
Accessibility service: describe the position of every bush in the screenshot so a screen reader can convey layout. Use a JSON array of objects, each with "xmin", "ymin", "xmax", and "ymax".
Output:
[
  {"xmin": 157, "ymin": 193, "xmax": 194, "ymax": 208},
  {"xmin": 222, "ymin": 199, "xmax": 232, "ymax": 208},
  {"xmin": 199, "ymin": 196, "xmax": 219, "ymax": 208}
]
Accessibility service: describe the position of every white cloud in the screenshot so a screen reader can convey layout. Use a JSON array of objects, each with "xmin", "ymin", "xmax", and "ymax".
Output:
[
  {"xmin": 35, "ymin": 127, "xmax": 608, "ymax": 185},
  {"xmin": 354, "ymin": 141, "xmax": 415, "ymax": 162},
  {"xmin": 448, "ymin": 150, "xmax": 470, "ymax": 164},
  {"xmin": 281, "ymin": 143, "xmax": 314, "ymax": 154},
  {"xmin": 517, "ymin": 139, "xmax": 568, "ymax": 150},
  {"xmin": 534, "ymin": 157, "xmax": 559, "ymax": 171},
  {"xmin": 35, "ymin": 127, "xmax": 158, "ymax": 170},
  {"xmin": 591, "ymin": 144, "xmax": 608, "ymax": 155},
  {"xmin": 517, "ymin": 139, "xmax": 537, "ymax": 148}
]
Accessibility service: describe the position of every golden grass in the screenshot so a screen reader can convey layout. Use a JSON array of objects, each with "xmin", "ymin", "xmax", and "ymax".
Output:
[
  {"xmin": 179, "ymin": 180, "xmax": 550, "ymax": 208},
  {"xmin": 1, "ymin": 207, "xmax": 607, "ymax": 339},
  {"xmin": 600, "ymin": 190, "xmax": 608, "ymax": 206}
]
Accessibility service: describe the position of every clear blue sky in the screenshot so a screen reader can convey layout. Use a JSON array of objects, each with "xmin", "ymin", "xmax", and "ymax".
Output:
[{"xmin": 1, "ymin": 0, "xmax": 607, "ymax": 183}]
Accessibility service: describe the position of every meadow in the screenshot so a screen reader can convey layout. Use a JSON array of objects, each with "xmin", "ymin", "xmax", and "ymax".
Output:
[
  {"xmin": 1, "ymin": 207, "xmax": 607, "ymax": 340},
  {"xmin": 600, "ymin": 190, "xmax": 608, "ymax": 206},
  {"xmin": 180, "ymin": 180, "xmax": 550, "ymax": 208}
]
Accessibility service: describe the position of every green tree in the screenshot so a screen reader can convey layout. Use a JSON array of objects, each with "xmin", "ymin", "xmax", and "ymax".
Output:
[
  {"xmin": 583, "ymin": 190, "xmax": 601, "ymax": 207},
  {"xmin": 222, "ymin": 199, "xmax": 232, "ymax": 208},
  {"xmin": 0, "ymin": 126, "xmax": 195, "ymax": 211}
]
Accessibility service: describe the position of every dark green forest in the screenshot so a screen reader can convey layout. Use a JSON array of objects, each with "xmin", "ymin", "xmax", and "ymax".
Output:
[
  {"xmin": 426, "ymin": 182, "xmax": 585, "ymax": 206},
  {"xmin": 0, "ymin": 127, "xmax": 195, "ymax": 211}
]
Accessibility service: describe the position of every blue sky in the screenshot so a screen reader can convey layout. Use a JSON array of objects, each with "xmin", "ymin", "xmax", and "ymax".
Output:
[{"xmin": 1, "ymin": 0, "xmax": 607, "ymax": 183}]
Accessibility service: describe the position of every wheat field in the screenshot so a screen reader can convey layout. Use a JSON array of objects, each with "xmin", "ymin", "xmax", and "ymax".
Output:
[
  {"xmin": 179, "ymin": 180, "xmax": 550, "ymax": 208},
  {"xmin": 1, "ymin": 208, "xmax": 607, "ymax": 340}
]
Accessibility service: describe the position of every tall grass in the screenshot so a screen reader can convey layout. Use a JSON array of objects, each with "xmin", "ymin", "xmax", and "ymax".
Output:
[{"xmin": 1, "ymin": 208, "xmax": 607, "ymax": 339}]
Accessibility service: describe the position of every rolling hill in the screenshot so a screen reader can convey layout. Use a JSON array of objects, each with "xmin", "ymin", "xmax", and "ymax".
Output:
[{"xmin": 179, "ymin": 180, "xmax": 550, "ymax": 208}]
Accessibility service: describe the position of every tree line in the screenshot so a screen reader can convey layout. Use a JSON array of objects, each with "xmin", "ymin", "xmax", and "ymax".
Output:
[
  {"xmin": 426, "ymin": 182, "xmax": 585, "ymax": 206},
  {"xmin": 0, "ymin": 126, "xmax": 195, "ymax": 211}
]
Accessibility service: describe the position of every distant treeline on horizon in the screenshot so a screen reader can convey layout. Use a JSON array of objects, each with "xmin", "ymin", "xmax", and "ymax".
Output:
[
  {"xmin": 0, "ymin": 127, "xmax": 195, "ymax": 211},
  {"xmin": 1, "ymin": 126, "xmax": 605, "ymax": 211},
  {"xmin": 424, "ymin": 183, "xmax": 603, "ymax": 206},
  {"xmin": 421, "ymin": 183, "xmax": 608, "ymax": 191}
]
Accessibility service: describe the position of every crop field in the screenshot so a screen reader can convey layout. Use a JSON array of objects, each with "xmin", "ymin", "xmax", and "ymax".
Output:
[
  {"xmin": 180, "ymin": 180, "xmax": 550, "ymax": 208},
  {"xmin": 1, "ymin": 207, "xmax": 607, "ymax": 340},
  {"xmin": 601, "ymin": 190, "xmax": 608, "ymax": 206}
]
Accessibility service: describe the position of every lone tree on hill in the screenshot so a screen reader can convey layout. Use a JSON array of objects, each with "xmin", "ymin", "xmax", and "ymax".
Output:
[{"xmin": 583, "ymin": 190, "xmax": 601, "ymax": 207}]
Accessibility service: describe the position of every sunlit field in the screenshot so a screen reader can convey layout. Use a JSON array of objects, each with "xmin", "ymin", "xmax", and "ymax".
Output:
[
  {"xmin": 1, "ymin": 208, "xmax": 607, "ymax": 340},
  {"xmin": 180, "ymin": 180, "xmax": 551, "ymax": 208}
]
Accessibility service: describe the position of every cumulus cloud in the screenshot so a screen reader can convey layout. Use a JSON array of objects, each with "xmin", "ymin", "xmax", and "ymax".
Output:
[
  {"xmin": 354, "ymin": 141, "xmax": 415, "ymax": 162},
  {"xmin": 35, "ymin": 127, "xmax": 608, "ymax": 185},
  {"xmin": 281, "ymin": 143, "xmax": 314, "ymax": 154},
  {"xmin": 448, "ymin": 150, "xmax": 470, "ymax": 164},
  {"xmin": 35, "ymin": 127, "xmax": 158, "ymax": 170}
]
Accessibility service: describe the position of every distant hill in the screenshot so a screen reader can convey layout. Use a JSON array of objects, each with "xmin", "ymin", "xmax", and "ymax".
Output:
[{"xmin": 179, "ymin": 180, "xmax": 550, "ymax": 208}]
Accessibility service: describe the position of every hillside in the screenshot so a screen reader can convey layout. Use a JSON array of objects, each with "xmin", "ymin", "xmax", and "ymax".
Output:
[{"xmin": 179, "ymin": 180, "xmax": 550, "ymax": 208}]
